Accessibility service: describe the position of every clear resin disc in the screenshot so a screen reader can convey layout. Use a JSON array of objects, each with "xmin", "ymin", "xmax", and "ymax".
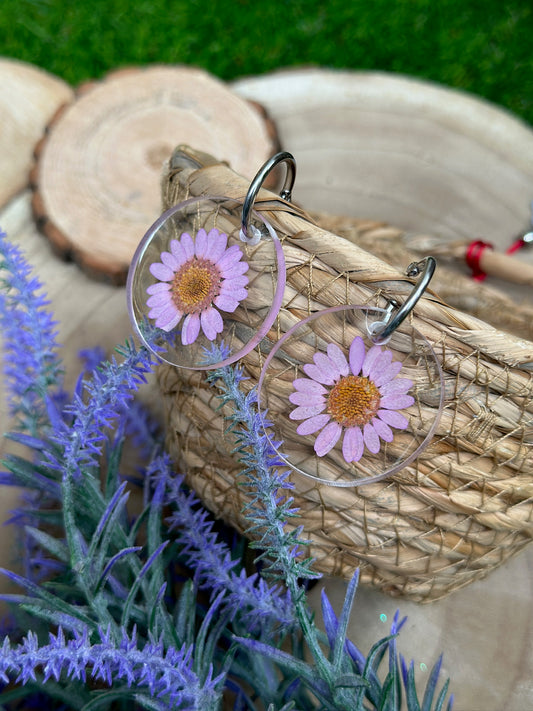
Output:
[
  {"xmin": 257, "ymin": 305, "xmax": 443, "ymax": 486},
  {"xmin": 127, "ymin": 196, "xmax": 286, "ymax": 369}
]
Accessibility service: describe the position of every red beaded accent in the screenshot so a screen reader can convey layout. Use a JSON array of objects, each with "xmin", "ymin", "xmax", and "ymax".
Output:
[{"xmin": 465, "ymin": 240, "xmax": 493, "ymax": 281}]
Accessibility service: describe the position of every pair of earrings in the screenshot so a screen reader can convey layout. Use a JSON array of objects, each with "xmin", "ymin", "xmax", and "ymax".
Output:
[{"xmin": 127, "ymin": 152, "xmax": 443, "ymax": 487}]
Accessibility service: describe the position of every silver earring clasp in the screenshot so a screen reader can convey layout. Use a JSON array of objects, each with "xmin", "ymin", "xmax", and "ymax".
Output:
[
  {"xmin": 240, "ymin": 151, "xmax": 296, "ymax": 245},
  {"xmin": 370, "ymin": 257, "xmax": 436, "ymax": 344}
]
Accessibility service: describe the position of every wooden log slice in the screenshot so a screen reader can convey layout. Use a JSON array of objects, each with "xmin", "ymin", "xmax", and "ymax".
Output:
[
  {"xmin": 233, "ymin": 69, "xmax": 533, "ymax": 303},
  {"xmin": 0, "ymin": 58, "xmax": 73, "ymax": 209},
  {"xmin": 31, "ymin": 65, "xmax": 278, "ymax": 284}
]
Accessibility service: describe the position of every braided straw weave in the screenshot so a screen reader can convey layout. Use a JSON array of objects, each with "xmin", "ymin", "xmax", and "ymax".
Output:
[{"xmin": 156, "ymin": 146, "xmax": 533, "ymax": 602}]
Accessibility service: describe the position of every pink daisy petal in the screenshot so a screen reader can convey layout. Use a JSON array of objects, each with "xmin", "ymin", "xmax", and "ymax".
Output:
[
  {"xmin": 220, "ymin": 275, "xmax": 249, "ymax": 290},
  {"xmin": 362, "ymin": 345, "xmax": 382, "ymax": 377},
  {"xmin": 147, "ymin": 282, "xmax": 171, "ymax": 295},
  {"xmin": 349, "ymin": 336, "xmax": 365, "ymax": 376},
  {"xmin": 180, "ymin": 232, "xmax": 195, "ymax": 259},
  {"xmin": 161, "ymin": 310, "xmax": 183, "ymax": 332},
  {"xmin": 149, "ymin": 262, "xmax": 174, "ymax": 281},
  {"xmin": 289, "ymin": 403, "xmax": 327, "ymax": 420},
  {"xmin": 181, "ymin": 312, "xmax": 201, "ymax": 345},
  {"xmin": 314, "ymin": 421, "xmax": 342, "ymax": 457},
  {"xmin": 288, "ymin": 391, "xmax": 326, "ymax": 407},
  {"xmin": 216, "ymin": 244, "xmax": 243, "ymax": 271},
  {"xmin": 160, "ymin": 251, "xmax": 180, "ymax": 270},
  {"xmin": 377, "ymin": 409, "xmax": 409, "ymax": 430},
  {"xmin": 368, "ymin": 349, "xmax": 393, "ymax": 380},
  {"xmin": 220, "ymin": 261, "xmax": 249, "ymax": 279},
  {"xmin": 371, "ymin": 417, "xmax": 394, "ymax": 442},
  {"xmin": 303, "ymin": 362, "xmax": 336, "ymax": 386},
  {"xmin": 380, "ymin": 393, "xmax": 415, "ymax": 410},
  {"xmin": 220, "ymin": 287, "xmax": 248, "ymax": 301},
  {"xmin": 169, "ymin": 238, "xmax": 187, "ymax": 265},
  {"xmin": 207, "ymin": 229, "xmax": 228, "ymax": 261},
  {"xmin": 373, "ymin": 361, "xmax": 404, "ymax": 387},
  {"xmin": 149, "ymin": 303, "xmax": 173, "ymax": 318},
  {"xmin": 194, "ymin": 228, "xmax": 208, "ymax": 258},
  {"xmin": 154, "ymin": 304, "xmax": 180, "ymax": 330},
  {"xmin": 213, "ymin": 294, "xmax": 239, "ymax": 313},
  {"xmin": 296, "ymin": 413, "xmax": 331, "ymax": 436},
  {"xmin": 200, "ymin": 307, "xmax": 223, "ymax": 340},
  {"xmin": 327, "ymin": 343, "xmax": 349, "ymax": 376},
  {"xmin": 363, "ymin": 423, "xmax": 381, "ymax": 453},
  {"xmin": 342, "ymin": 426, "xmax": 364, "ymax": 462},
  {"xmin": 292, "ymin": 378, "xmax": 328, "ymax": 395},
  {"xmin": 314, "ymin": 352, "xmax": 340, "ymax": 380},
  {"xmin": 147, "ymin": 292, "xmax": 172, "ymax": 308},
  {"xmin": 379, "ymin": 378, "xmax": 413, "ymax": 396}
]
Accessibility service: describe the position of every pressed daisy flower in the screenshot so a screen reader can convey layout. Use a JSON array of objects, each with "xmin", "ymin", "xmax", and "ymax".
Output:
[
  {"xmin": 146, "ymin": 228, "xmax": 249, "ymax": 345},
  {"xmin": 289, "ymin": 337, "xmax": 414, "ymax": 463}
]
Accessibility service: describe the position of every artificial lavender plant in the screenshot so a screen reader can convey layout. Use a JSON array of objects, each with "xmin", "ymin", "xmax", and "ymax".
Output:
[{"xmin": 0, "ymin": 229, "xmax": 453, "ymax": 710}]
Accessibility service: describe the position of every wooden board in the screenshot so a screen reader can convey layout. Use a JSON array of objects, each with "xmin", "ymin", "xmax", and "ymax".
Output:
[
  {"xmin": 31, "ymin": 65, "xmax": 278, "ymax": 283},
  {"xmin": 0, "ymin": 58, "xmax": 73, "ymax": 208},
  {"xmin": 0, "ymin": 63, "xmax": 532, "ymax": 710},
  {"xmin": 233, "ymin": 68, "xmax": 533, "ymax": 303}
]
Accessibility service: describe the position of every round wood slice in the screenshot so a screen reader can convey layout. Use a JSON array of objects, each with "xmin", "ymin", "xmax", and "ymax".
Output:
[
  {"xmin": 233, "ymin": 69, "xmax": 533, "ymax": 271},
  {"xmin": 31, "ymin": 65, "xmax": 278, "ymax": 283},
  {"xmin": 0, "ymin": 58, "xmax": 73, "ymax": 209}
]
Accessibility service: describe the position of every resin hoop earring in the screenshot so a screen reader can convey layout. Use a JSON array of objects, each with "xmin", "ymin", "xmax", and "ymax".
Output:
[
  {"xmin": 127, "ymin": 193, "xmax": 287, "ymax": 370},
  {"xmin": 257, "ymin": 258, "xmax": 442, "ymax": 486}
]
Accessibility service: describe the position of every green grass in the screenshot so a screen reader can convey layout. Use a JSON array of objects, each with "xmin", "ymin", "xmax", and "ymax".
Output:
[{"xmin": 2, "ymin": 0, "xmax": 533, "ymax": 126}]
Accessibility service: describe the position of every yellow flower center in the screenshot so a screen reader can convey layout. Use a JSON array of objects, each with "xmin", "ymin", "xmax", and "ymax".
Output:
[
  {"xmin": 327, "ymin": 375, "xmax": 381, "ymax": 428},
  {"xmin": 171, "ymin": 258, "xmax": 221, "ymax": 313}
]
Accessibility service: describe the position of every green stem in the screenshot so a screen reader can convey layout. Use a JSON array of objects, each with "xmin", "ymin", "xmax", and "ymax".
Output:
[{"xmin": 213, "ymin": 364, "xmax": 333, "ymax": 685}]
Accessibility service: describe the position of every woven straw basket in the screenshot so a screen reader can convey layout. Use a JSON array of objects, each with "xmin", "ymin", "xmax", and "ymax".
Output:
[{"xmin": 156, "ymin": 146, "xmax": 533, "ymax": 602}]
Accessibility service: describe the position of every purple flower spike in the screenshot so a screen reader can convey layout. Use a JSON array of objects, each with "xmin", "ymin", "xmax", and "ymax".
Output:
[
  {"xmin": 291, "ymin": 336, "xmax": 414, "ymax": 463},
  {"xmin": 146, "ymin": 227, "xmax": 249, "ymax": 345}
]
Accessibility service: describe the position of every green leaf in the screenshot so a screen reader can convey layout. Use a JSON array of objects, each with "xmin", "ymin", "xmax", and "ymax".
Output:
[
  {"xmin": 421, "ymin": 655, "xmax": 444, "ymax": 711},
  {"xmin": 404, "ymin": 659, "xmax": 422, "ymax": 711},
  {"xmin": 127, "ymin": 503, "xmax": 151, "ymax": 545},
  {"xmin": 334, "ymin": 673, "xmax": 370, "ymax": 690},
  {"xmin": 332, "ymin": 572, "xmax": 359, "ymax": 673},
  {"xmin": 120, "ymin": 541, "xmax": 168, "ymax": 628},
  {"xmin": 81, "ymin": 688, "xmax": 136, "ymax": 710},
  {"xmin": 175, "ymin": 580, "xmax": 198, "ymax": 648},
  {"xmin": 194, "ymin": 593, "xmax": 231, "ymax": 683},
  {"xmin": 434, "ymin": 678, "xmax": 451, "ymax": 711},
  {"xmin": 1, "ymin": 453, "xmax": 59, "ymax": 490},
  {"xmin": 146, "ymin": 480, "xmax": 165, "ymax": 599},
  {"xmin": 0, "ymin": 569, "xmax": 96, "ymax": 629},
  {"xmin": 90, "ymin": 486, "xmax": 131, "ymax": 582},
  {"xmin": 234, "ymin": 635, "xmax": 328, "ymax": 695},
  {"xmin": 62, "ymin": 471, "xmax": 89, "ymax": 581},
  {"xmin": 378, "ymin": 672, "xmax": 396, "ymax": 711},
  {"xmin": 24, "ymin": 525, "xmax": 70, "ymax": 563},
  {"xmin": 20, "ymin": 602, "xmax": 94, "ymax": 632},
  {"xmin": 103, "ymin": 434, "xmax": 124, "ymax": 497},
  {"xmin": 355, "ymin": 635, "xmax": 396, "ymax": 708},
  {"xmin": 133, "ymin": 694, "xmax": 170, "ymax": 711}
]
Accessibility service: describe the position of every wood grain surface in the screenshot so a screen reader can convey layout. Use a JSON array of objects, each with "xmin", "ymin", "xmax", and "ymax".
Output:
[
  {"xmin": 31, "ymin": 65, "xmax": 277, "ymax": 282},
  {"xmin": 1, "ymin": 61, "xmax": 532, "ymax": 710},
  {"xmin": 233, "ymin": 69, "xmax": 533, "ymax": 282},
  {"xmin": 0, "ymin": 58, "xmax": 73, "ymax": 207}
]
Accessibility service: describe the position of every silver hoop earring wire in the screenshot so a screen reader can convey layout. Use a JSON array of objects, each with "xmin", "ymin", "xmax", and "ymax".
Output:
[
  {"xmin": 371, "ymin": 257, "xmax": 436, "ymax": 344},
  {"xmin": 240, "ymin": 151, "xmax": 296, "ymax": 245}
]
